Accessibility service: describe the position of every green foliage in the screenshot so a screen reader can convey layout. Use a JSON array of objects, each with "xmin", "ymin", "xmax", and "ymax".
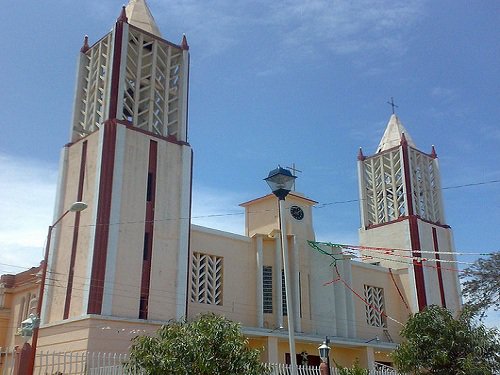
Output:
[
  {"xmin": 336, "ymin": 358, "xmax": 369, "ymax": 375},
  {"xmin": 393, "ymin": 305, "xmax": 500, "ymax": 375},
  {"xmin": 124, "ymin": 313, "xmax": 269, "ymax": 375},
  {"xmin": 461, "ymin": 252, "xmax": 500, "ymax": 318}
]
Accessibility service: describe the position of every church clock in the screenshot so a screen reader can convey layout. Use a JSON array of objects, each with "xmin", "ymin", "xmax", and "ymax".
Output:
[{"xmin": 290, "ymin": 205, "xmax": 304, "ymax": 220}]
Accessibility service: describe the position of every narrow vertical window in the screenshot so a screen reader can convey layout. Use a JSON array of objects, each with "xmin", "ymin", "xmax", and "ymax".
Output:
[
  {"xmin": 263, "ymin": 266, "xmax": 273, "ymax": 314},
  {"xmin": 282, "ymin": 270, "xmax": 287, "ymax": 316}
]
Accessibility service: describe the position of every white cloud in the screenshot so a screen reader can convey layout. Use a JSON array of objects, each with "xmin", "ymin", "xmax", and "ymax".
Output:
[
  {"xmin": 151, "ymin": 0, "xmax": 426, "ymax": 59},
  {"xmin": 191, "ymin": 185, "xmax": 246, "ymax": 235},
  {"xmin": 0, "ymin": 154, "xmax": 58, "ymax": 273}
]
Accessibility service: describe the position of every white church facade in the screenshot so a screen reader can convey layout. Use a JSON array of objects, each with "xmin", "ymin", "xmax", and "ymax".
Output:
[{"xmin": 0, "ymin": 0, "xmax": 462, "ymax": 371}]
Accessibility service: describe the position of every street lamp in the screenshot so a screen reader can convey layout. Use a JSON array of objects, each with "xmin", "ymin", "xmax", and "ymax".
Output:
[
  {"xmin": 264, "ymin": 166, "xmax": 297, "ymax": 375},
  {"xmin": 27, "ymin": 201, "xmax": 88, "ymax": 374},
  {"xmin": 318, "ymin": 337, "xmax": 331, "ymax": 375}
]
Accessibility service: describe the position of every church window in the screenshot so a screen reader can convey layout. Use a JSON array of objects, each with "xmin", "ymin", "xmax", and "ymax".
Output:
[
  {"xmin": 263, "ymin": 266, "xmax": 273, "ymax": 314},
  {"xmin": 191, "ymin": 252, "xmax": 223, "ymax": 306},
  {"xmin": 364, "ymin": 285, "xmax": 387, "ymax": 327},
  {"xmin": 282, "ymin": 270, "xmax": 287, "ymax": 316}
]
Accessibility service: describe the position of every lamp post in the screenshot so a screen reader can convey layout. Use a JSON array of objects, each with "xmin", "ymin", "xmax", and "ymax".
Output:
[
  {"xmin": 27, "ymin": 201, "xmax": 88, "ymax": 374},
  {"xmin": 318, "ymin": 337, "xmax": 331, "ymax": 375},
  {"xmin": 264, "ymin": 166, "xmax": 297, "ymax": 375}
]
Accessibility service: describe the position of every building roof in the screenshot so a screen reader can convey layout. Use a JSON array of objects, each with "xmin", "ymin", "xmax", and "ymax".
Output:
[
  {"xmin": 239, "ymin": 192, "xmax": 318, "ymax": 207},
  {"xmin": 376, "ymin": 114, "xmax": 416, "ymax": 153},
  {"xmin": 125, "ymin": 0, "xmax": 162, "ymax": 38}
]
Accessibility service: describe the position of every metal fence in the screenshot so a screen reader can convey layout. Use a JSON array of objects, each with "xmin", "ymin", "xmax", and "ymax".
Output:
[
  {"xmin": 0, "ymin": 349, "xmax": 398, "ymax": 375},
  {"xmin": 0, "ymin": 348, "xmax": 15, "ymax": 375},
  {"xmin": 265, "ymin": 364, "xmax": 398, "ymax": 374}
]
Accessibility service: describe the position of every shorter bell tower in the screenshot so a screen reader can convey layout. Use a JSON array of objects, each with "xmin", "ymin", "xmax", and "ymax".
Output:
[{"xmin": 357, "ymin": 114, "xmax": 461, "ymax": 313}]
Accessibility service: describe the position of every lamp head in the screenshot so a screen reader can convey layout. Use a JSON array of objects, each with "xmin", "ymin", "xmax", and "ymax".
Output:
[
  {"xmin": 318, "ymin": 341, "xmax": 331, "ymax": 361},
  {"xmin": 69, "ymin": 201, "xmax": 88, "ymax": 212},
  {"xmin": 264, "ymin": 166, "xmax": 296, "ymax": 200}
]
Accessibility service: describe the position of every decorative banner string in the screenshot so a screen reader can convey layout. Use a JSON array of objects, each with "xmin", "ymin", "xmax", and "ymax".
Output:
[
  {"xmin": 388, "ymin": 268, "xmax": 410, "ymax": 310},
  {"xmin": 332, "ymin": 263, "xmax": 404, "ymax": 326},
  {"xmin": 311, "ymin": 241, "xmax": 497, "ymax": 257},
  {"xmin": 341, "ymin": 248, "xmax": 475, "ymax": 266},
  {"xmin": 308, "ymin": 241, "xmax": 404, "ymax": 326}
]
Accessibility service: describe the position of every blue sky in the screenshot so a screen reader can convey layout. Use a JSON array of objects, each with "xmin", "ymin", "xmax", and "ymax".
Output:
[{"xmin": 0, "ymin": 1, "xmax": 498, "ymax": 325}]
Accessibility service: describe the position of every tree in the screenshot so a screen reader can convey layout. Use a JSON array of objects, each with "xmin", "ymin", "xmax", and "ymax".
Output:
[
  {"xmin": 124, "ymin": 312, "xmax": 269, "ymax": 375},
  {"xmin": 336, "ymin": 359, "xmax": 368, "ymax": 375},
  {"xmin": 393, "ymin": 305, "xmax": 500, "ymax": 375},
  {"xmin": 461, "ymin": 252, "xmax": 500, "ymax": 318}
]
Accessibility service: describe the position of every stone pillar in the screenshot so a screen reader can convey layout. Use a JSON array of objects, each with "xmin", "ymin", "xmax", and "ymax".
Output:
[
  {"xmin": 358, "ymin": 346, "xmax": 375, "ymax": 371},
  {"xmin": 256, "ymin": 235, "xmax": 264, "ymax": 327},
  {"xmin": 267, "ymin": 336, "xmax": 279, "ymax": 363}
]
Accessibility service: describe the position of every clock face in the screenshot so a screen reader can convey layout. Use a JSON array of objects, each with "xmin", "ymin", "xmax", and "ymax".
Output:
[{"xmin": 290, "ymin": 205, "xmax": 304, "ymax": 220}]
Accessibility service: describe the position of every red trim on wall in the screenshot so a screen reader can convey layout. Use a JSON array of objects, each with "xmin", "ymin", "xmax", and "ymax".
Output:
[
  {"xmin": 64, "ymin": 141, "xmax": 88, "ymax": 319},
  {"xmin": 64, "ymin": 120, "xmax": 191, "ymax": 149},
  {"xmin": 87, "ymin": 15, "xmax": 125, "ymax": 315},
  {"xmin": 409, "ymin": 216, "xmax": 427, "ymax": 310},
  {"xmin": 365, "ymin": 215, "xmax": 451, "ymax": 230},
  {"xmin": 139, "ymin": 141, "xmax": 157, "ymax": 319},
  {"xmin": 432, "ymin": 227, "xmax": 447, "ymax": 307},
  {"xmin": 109, "ymin": 20, "xmax": 125, "ymax": 120},
  {"xmin": 402, "ymin": 141, "xmax": 427, "ymax": 311},
  {"xmin": 87, "ymin": 120, "xmax": 117, "ymax": 314}
]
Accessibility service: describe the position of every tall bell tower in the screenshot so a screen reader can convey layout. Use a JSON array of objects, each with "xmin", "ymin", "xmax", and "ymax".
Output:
[
  {"xmin": 42, "ymin": 0, "xmax": 192, "ymax": 341},
  {"xmin": 357, "ymin": 114, "xmax": 461, "ymax": 313}
]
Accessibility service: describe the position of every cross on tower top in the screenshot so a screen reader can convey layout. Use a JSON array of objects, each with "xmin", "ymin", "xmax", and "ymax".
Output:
[
  {"xmin": 286, "ymin": 163, "xmax": 302, "ymax": 191},
  {"xmin": 387, "ymin": 97, "xmax": 399, "ymax": 114}
]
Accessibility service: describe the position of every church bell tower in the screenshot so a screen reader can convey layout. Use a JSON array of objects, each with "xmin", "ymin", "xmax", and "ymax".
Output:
[
  {"xmin": 42, "ymin": 0, "xmax": 192, "ymax": 334},
  {"xmin": 357, "ymin": 114, "xmax": 461, "ymax": 313}
]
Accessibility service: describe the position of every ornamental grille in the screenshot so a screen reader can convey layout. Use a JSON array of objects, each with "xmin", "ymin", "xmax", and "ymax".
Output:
[
  {"xmin": 71, "ymin": 27, "xmax": 184, "ymax": 141},
  {"xmin": 190, "ymin": 252, "xmax": 223, "ymax": 306},
  {"xmin": 363, "ymin": 149, "xmax": 406, "ymax": 225},
  {"xmin": 73, "ymin": 33, "xmax": 113, "ymax": 139},
  {"xmin": 263, "ymin": 266, "xmax": 273, "ymax": 314},
  {"xmin": 408, "ymin": 149, "xmax": 442, "ymax": 223},
  {"xmin": 122, "ymin": 28, "xmax": 183, "ymax": 138},
  {"xmin": 364, "ymin": 285, "xmax": 387, "ymax": 327}
]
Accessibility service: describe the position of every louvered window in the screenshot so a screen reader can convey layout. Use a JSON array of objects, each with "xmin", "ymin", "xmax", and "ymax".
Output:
[
  {"xmin": 263, "ymin": 266, "xmax": 273, "ymax": 314},
  {"xmin": 282, "ymin": 270, "xmax": 287, "ymax": 316},
  {"xmin": 364, "ymin": 285, "xmax": 387, "ymax": 327},
  {"xmin": 191, "ymin": 252, "xmax": 223, "ymax": 305}
]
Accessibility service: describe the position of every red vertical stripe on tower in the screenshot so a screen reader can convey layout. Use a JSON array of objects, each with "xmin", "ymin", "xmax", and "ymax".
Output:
[
  {"xmin": 87, "ymin": 16, "xmax": 125, "ymax": 315},
  {"xmin": 432, "ymin": 228, "xmax": 447, "ymax": 307},
  {"xmin": 64, "ymin": 141, "xmax": 87, "ymax": 319},
  {"xmin": 401, "ymin": 137, "xmax": 427, "ymax": 311},
  {"xmin": 139, "ymin": 140, "xmax": 157, "ymax": 319}
]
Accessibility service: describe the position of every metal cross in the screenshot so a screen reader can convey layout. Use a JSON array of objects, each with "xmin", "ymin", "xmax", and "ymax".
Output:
[
  {"xmin": 286, "ymin": 163, "xmax": 302, "ymax": 191},
  {"xmin": 387, "ymin": 97, "xmax": 399, "ymax": 114}
]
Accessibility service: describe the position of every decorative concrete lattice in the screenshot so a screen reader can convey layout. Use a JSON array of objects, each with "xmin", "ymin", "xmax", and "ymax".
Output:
[
  {"xmin": 191, "ymin": 252, "xmax": 223, "ymax": 305},
  {"xmin": 363, "ymin": 149, "xmax": 406, "ymax": 225},
  {"xmin": 364, "ymin": 285, "xmax": 387, "ymax": 327},
  {"xmin": 73, "ymin": 33, "xmax": 113, "ymax": 138},
  {"xmin": 123, "ymin": 28, "xmax": 183, "ymax": 137},
  {"xmin": 263, "ymin": 266, "xmax": 273, "ymax": 314},
  {"xmin": 408, "ymin": 149, "xmax": 442, "ymax": 223}
]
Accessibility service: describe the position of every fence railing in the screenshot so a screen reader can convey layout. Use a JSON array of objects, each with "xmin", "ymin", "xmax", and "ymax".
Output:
[
  {"xmin": 0, "ymin": 348, "xmax": 16, "ymax": 375},
  {"xmin": 0, "ymin": 349, "xmax": 399, "ymax": 375},
  {"xmin": 265, "ymin": 364, "xmax": 398, "ymax": 374}
]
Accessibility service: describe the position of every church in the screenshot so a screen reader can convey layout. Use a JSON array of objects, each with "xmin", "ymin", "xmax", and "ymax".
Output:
[{"xmin": 0, "ymin": 0, "xmax": 462, "ymax": 372}]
